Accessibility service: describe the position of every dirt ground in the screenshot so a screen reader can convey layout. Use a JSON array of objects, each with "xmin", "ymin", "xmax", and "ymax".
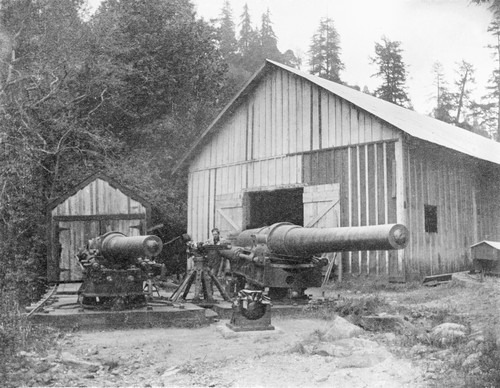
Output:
[
  {"xmin": 48, "ymin": 318, "xmax": 424, "ymax": 388},
  {"xmin": 9, "ymin": 272, "xmax": 500, "ymax": 387}
]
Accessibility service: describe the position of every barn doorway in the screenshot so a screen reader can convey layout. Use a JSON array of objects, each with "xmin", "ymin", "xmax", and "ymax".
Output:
[{"xmin": 246, "ymin": 188, "xmax": 304, "ymax": 229}]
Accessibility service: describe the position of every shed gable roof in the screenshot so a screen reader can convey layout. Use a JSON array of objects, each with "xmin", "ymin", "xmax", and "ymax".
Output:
[
  {"xmin": 174, "ymin": 60, "xmax": 500, "ymax": 171},
  {"xmin": 471, "ymin": 240, "xmax": 500, "ymax": 250},
  {"xmin": 47, "ymin": 172, "xmax": 151, "ymax": 212}
]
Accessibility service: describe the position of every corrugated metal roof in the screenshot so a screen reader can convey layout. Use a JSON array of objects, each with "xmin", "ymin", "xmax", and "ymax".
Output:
[{"xmin": 174, "ymin": 60, "xmax": 500, "ymax": 172}]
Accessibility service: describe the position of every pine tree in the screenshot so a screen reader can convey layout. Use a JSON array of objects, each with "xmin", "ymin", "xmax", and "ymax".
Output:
[
  {"xmin": 238, "ymin": 3, "xmax": 254, "ymax": 58},
  {"xmin": 217, "ymin": 0, "xmax": 238, "ymax": 63},
  {"xmin": 237, "ymin": 3, "xmax": 260, "ymax": 72},
  {"xmin": 260, "ymin": 8, "xmax": 281, "ymax": 60},
  {"xmin": 486, "ymin": 18, "xmax": 500, "ymax": 139},
  {"xmin": 431, "ymin": 61, "xmax": 454, "ymax": 123},
  {"xmin": 308, "ymin": 17, "xmax": 344, "ymax": 83},
  {"xmin": 371, "ymin": 36, "xmax": 411, "ymax": 107},
  {"xmin": 452, "ymin": 60, "xmax": 475, "ymax": 126}
]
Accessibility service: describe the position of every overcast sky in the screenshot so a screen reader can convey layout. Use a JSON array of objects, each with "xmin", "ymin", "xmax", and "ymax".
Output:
[
  {"xmin": 88, "ymin": 0, "xmax": 495, "ymax": 115},
  {"xmin": 192, "ymin": 0, "xmax": 495, "ymax": 115}
]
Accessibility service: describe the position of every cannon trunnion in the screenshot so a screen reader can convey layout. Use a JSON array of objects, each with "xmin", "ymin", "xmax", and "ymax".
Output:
[
  {"xmin": 220, "ymin": 222, "xmax": 408, "ymax": 300},
  {"xmin": 76, "ymin": 232, "xmax": 163, "ymax": 310}
]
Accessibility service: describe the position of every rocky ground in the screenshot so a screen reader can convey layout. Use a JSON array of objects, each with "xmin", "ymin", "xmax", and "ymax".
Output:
[{"xmin": 5, "ymin": 272, "xmax": 500, "ymax": 387}]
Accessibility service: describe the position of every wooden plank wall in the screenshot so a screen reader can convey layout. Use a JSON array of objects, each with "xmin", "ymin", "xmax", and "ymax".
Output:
[
  {"xmin": 302, "ymin": 142, "xmax": 398, "ymax": 276},
  {"xmin": 476, "ymin": 164, "xmax": 500, "ymax": 242},
  {"xmin": 187, "ymin": 67, "xmax": 401, "ymax": 250},
  {"xmin": 52, "ymin": 178, "xmax": 147, "ymax": 216},
  {"xmin": 404, "ymin": 141, "xmax": 479, "ymax": 276}
]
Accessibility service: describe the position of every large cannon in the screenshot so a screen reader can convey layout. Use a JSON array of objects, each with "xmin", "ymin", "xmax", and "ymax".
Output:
[
  {"xmin": 76, "ymin": 231, "xmax": 164, "ymax": 310},
  {"xmin": 220, "ymin": 222, "xmax": 408, "ymax": 300}
]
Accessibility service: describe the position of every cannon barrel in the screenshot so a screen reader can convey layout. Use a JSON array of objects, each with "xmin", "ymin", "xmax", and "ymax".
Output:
[
  {"xmin": 98, "ymin": 232, "xmax": 163, "ymax": 259},
  {"xmin": 230, "ymin": 222, "xmax": 408, "ymax": 257}
]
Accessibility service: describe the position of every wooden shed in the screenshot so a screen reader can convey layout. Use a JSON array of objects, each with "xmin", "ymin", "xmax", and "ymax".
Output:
[
  {"xmin": 174, "ymin": 60, "xmax": 500, "ymax": 280},
  {"xmin": 47, "ymin": 173, "xmax": 151, "ymax": 283},
  {"xmin": 470, "ymin": 241, "xmax": 500, "ymax": 275}
]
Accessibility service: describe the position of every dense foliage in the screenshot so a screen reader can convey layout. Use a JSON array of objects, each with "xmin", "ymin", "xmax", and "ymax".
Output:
[
  {"xmin": 0, "ymin": 0, "xmax": 304, "ymax": 314},
  {"xmin": 0, "ymin": 0, "xmax": 228, "ymax": 306}
]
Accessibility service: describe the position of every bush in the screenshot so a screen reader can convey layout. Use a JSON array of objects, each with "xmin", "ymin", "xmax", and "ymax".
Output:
[
  {"xmin": 0, "ymin": 290, "xmax": 60, "ymax": 382},
  {"xmin": 464, "ymin": 331, "xmax": 500, "ymax": 388}
]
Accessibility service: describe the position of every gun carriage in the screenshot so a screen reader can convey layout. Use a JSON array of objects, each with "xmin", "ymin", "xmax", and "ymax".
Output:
[
  {"xmin": 76, "ymin": 231, "xmax": 164, "ymax": 310},
  {"xmin": 220, "ymin": 222, "xmax": 408, "ymax": 300}
]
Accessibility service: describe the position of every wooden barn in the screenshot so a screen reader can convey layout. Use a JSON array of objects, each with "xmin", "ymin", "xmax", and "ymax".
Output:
[
  {"xmin": 174, "ymin": 60, "xmax": 500, "ymax": 280},
  {"xmin": 46, "ymin": 173, "xmax": 151, "ymax": 283}
]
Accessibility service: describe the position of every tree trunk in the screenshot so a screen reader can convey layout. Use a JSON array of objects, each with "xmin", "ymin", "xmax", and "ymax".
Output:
[{"xmin": 455, "ymin": 69, "xmax": 469, "ymax": 125}]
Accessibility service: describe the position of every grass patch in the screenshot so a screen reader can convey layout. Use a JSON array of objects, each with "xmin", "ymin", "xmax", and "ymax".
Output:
[
  {"xmin": 463, "ymin": 331, "xmax": 500, "ymax": 388},
  {"xmin": 0, "ymin": 290, "xmax": 61, "ymax": 386},
  {"xmin": 278, "ymin": 294, "xmax": 388, "ymax": 323},
  {"xmin": 327, "ymin": 275, "xmax": 422, "ymax": 293}
]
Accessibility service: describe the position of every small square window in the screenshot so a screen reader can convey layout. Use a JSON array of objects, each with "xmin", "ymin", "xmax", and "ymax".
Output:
[{"xmin": 424, "ymin": 205, "xmax": 438, "ymax": 233}]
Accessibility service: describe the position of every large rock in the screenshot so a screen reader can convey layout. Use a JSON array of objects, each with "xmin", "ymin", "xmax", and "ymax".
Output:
[
  {"xmin": 431, "ymin": 322, "xmax": 467, "ymax": 345},
  {"xmin": 323, "ymin": 315, "xmax": 364, "ymax": 340}
]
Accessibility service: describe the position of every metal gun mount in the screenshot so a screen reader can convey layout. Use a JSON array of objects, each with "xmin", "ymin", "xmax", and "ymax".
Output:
[{"xmin": 76, "ymin": 231, "xmax": 164, "ymax": 310}]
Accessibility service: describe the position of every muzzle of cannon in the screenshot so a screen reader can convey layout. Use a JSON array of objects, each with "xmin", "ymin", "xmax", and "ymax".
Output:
[{"xmin": 220, "ymin": 222, "xmax": 409, "ymax": 300}]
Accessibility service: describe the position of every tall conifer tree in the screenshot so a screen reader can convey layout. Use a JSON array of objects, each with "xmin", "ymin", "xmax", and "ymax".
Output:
[
  {"xmin": 217, "ymin": 0, "xmax": 238, "ymax": 62},
  {"xmin": 371, "ymin": 36, "xmax": 411, "ymax": 108},
  {"xmin": 431, "ymin": 61, "xmax": 454, "ymax": 123},
  {"xmin": 308, "ymin": 18, "xmax": 344, "ymax": 83}
]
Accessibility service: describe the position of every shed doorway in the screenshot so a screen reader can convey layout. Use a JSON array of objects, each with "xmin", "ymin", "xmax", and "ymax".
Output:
[{"xmin": 246, "ymin": 188, "xmax": 304, "ymax": 229}]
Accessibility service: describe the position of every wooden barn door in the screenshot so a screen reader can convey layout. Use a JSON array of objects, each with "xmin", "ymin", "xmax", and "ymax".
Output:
[
  {"xmin": 57, "ymin": 220, "xmax": 100, "ymax": 282},
  {"xmin": 303, "ymin": 184, "xmax": 341, "ymax": 283},
  {"xmin": 215, "ymin": 193, "xmax": 245, "ymax": 238}
]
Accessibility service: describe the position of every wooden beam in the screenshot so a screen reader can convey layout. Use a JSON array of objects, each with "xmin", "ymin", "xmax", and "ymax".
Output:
[
  {"xmin": 305, "ymin": 200, "xmax": 340, "ymax": 228},
  {"xmin": 395, "ymin": 138, "xmax": 406, "ymax": 276},
  {"xmin": 53, "ymin": 214, "xmax": 146, "ymax": 222},
  {"xmin": 216, "ymin": 208, "xmax": 240, "ymax": 232}
]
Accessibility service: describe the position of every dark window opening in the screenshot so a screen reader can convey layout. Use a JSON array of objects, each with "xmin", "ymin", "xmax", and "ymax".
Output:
[
  {"xmin": 246, "ymin": 188, "xmax": 304, "ymax": 229},
  {"xmin": 424, "ymin": 205, "xmax": 438, "ymax": 233}
]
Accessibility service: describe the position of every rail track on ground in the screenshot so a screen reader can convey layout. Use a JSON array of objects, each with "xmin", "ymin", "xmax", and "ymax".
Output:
[{"xmin": 25, "ymin": 283, "xmax": 59, "ymax": 318}]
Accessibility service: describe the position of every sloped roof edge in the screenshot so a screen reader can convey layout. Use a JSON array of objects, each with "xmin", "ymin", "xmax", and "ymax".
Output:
[
  {"xmin": 172, "ymin": 62, "xmax": 269, "ymax": 173},
  {"xmin": 471, "ymin": 240, "xmax": 500, "ymax": 250},
  {"xmin": 174, "ymin": 60, "xmax": 500, "ymax": 173},
  {"xmin": 47, "ymin": 172, "xmax": 151, "ymax": 212}
]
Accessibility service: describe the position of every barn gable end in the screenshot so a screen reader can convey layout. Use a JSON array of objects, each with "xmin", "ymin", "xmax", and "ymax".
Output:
[{"xmin": 187, "ymin": 65, "xmax": 405, "ymax": 278}]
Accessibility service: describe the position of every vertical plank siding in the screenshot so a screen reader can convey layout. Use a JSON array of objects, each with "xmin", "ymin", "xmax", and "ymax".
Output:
[
  {"xmin": 301, "ymin": 142, "xmax": 397, "ymax": 276},
  {"xmin": 188, "ymin": 68, "xmax": 400, "ymax": 251},
  {"xmin": 53, "ymin": 178, "xmax": 147, "ymax": 216},
  {"xmin": 404, "ymin": 142, "xmax": 482, "ymax": 277},
  {"xmin": 477, "ymin": 165, "xmax": 500, "ymax": 242}
]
